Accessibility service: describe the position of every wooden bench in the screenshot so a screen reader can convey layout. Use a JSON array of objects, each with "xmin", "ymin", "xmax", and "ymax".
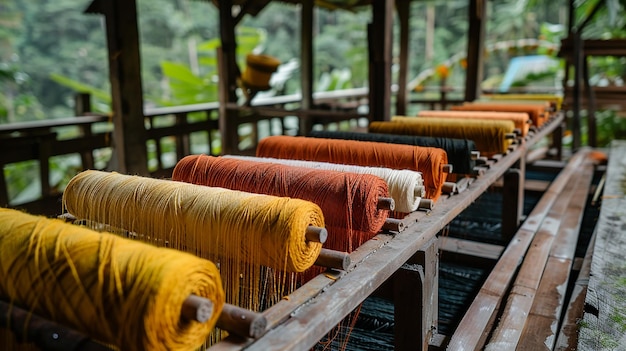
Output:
[
  {"xmin": 575, "ymin": 140, "xmax": 626, "ymax": 350},
  {"xmin": 447, "ymin": 148, "xmax": 601, "ymax": 350}
]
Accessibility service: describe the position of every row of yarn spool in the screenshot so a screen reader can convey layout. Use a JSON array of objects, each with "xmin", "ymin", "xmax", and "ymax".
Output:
[
  {"xmin": 1, "ymin": 169, "xmax": 333, "ymax": 350},
  {"xmin": 365, "ymin": 94, "xmax": 559, "ymax": 163}
]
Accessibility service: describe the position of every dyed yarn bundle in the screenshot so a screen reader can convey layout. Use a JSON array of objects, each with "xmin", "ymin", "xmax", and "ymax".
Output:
[
  {"xmin": 256, "ymin": 135, "xmax": 449, "ymax": 201},
  {"xmin": 172, "ymin": 155, "xmax": 389, "ymax": 253},
  {"xmin": 308, "ymin": 130, "xmax": 477, "ymax": 175},
  {"xmin": 225, "ymin": 155, "xmax": 425, "ymax": 213},
  {"xmin": 370, "ymin": 117, "xmax": 515, "ymax": 156},
  {"xmin": 0, "ymin": 208, "xmax": 224, "ymax": 351},
  {"xmin": 480, "ymin": 93, "xmax": 563, "ymax": 110},
  {"xmin": 417, "ymin": 110, "xmax": 531, "ymax": 137},
  {"xmin": 62, "ymin": 170, "xmax": 324, "ymax": 273},
  {"xmin": 451, "ymin": 102, "xmax": 549, "ymax": 128}
]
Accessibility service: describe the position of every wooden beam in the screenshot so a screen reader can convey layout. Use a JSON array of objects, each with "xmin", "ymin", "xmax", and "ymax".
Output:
[
  {"xmin": 464, "ymin": 0, "xmax": 486, "ymax": 102},
  {"xmin": 368, "ymin": 0, "xmax": 394, "ymax": 122},
  {"xmin": 98, "ymin": 0, "xmax": 148, "ymax": 175},
  {"xmin": 439, "ymin": 237, "xmax": 503, "ymax": 261},
  {"xmin": 447, "ymin": 149, "xmax": 590, "ymax": 351},
  {"xmin": 516, "ymin": 156, "xmax": 595, "ymax": 350},
  {"xmin": 501, "ymin": 159, "xmax": 525, "ymax": 240},
  {"xmin": 217, "ymin": 0, "xmax": 240, "ymax": 155},
  {"xmin": 394, "ymin": 238, "xmax": 439, "ymax": 351},
  {"xmin": 299, "ymin": 0, "xmax": 314, "ymax": 136},
  {"xmin": 579, "ymin": 140, "xmax": 626, "ymax": 350},
  {"xmin": 395, "ymin": 0, "xmax": 410, "ymax": 116}
]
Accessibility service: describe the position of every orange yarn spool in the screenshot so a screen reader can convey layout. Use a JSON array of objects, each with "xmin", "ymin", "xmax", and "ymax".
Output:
[
  {"xmin": 172, "ymin": 155, "xmax": 390, "ymax": 253},
  {"xmin": 451, "ymin": 102, "xmax": 549, "ymax": 128},
  {"xmin": 256, "ymin": 135, "xmax": 448, "ymax": 202},
  {"xmin": 417, "ymin": 110, "xmax": 531, "ymax": 137},
  {"xmin": 371, "ymin": 117, "xmax": 515, "ymax": 157}
]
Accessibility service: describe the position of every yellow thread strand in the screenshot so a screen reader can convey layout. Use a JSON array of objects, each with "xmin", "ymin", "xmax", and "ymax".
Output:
[{"xmin": 0, "ymin": 208, "xmax": 224, "ymax": 351}]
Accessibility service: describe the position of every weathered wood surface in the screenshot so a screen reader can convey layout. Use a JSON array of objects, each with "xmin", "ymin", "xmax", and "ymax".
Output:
[
  {"xmin": 516, "ymin": 154, "xmax": 595, "ymax": 350},
  {"xmin": 555, "ymin": 231, "xmax": 596, "ymax": 351},
  {"xmin": 447, "ymin": 148, "xmax": 590, "ymax": 351},
  {"xmin": 579, "ymin": 140, "xmax": 626, "ymax": 350}
]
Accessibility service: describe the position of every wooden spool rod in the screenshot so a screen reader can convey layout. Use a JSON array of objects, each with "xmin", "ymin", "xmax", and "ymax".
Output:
[
  {"xmin": 470, "ymin": 151, "xmax": 481, "ymax": 160},
  {"xmin": 382, "ymin": 218, "xmax": 404, "ymax": 232},
  {"xmin": 314, "ymin": 248, "xmax": 351, "ymax": 271},
  {"xmin": 216, "ymin": 303, "xmax": 268, "ymax": 339},
  {"xmin": 305, "ymin": 226, "xmax": 328, "ymax": 244},
  {"xmin": 418, "ymin": 198, "xmax": 434, "ymax": 210},
  {"xmin": 441, "ymin": 164, "xmax": 454, "ymax": 173},
  {"xmin": 377, "ymin": 197, "xmax": 395, "ymax": 211}
]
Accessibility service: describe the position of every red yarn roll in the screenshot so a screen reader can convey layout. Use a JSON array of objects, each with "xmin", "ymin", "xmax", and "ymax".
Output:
[
  {"xmin": 172, "ymin": 155, "xmax": 390, "ymax": 253},
  {"xmin": 255, "ymin": 135, "xmax": 448, "ymax": 202}
]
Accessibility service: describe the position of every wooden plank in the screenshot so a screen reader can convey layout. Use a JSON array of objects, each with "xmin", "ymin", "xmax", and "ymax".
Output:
[
  {"xmin": 555, "ymin": 230, "xmax": 596, "ymax": 350},
  {"xmin": 579, "ymin": 140, "xmax": 626, "ymax": 350},
  {"xmin": 439, "ymin": 237, "xmax": 504, "ymax": 261},
  {"xmin": 517, "ymin": 159, "xmax": 595, "ymax": 350},
  {"xmin": 446, "ymin": 149, "xmax": 590, "ymax": 351},
  {"xmin": 485, "ymin": 156, "xmax": 584, "ymax": 350}
]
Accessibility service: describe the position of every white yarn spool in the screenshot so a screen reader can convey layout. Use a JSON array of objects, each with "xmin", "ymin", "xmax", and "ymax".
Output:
[{"xmin": 224, "ymin": 155, "xmax": 425, "ymax": 213}]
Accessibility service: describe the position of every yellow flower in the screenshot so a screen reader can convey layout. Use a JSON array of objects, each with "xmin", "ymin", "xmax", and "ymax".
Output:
[{"xmin": 435, "ymin": 64, "xmax": 449, "ymax": 79}]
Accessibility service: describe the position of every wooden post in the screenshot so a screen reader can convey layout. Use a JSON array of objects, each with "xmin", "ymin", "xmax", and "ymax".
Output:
[
  {"xmin": 217, "ymin": 0, "xmax": 240, "ymax": 155},
  {"xmin": 74, "ymin": 93, "xmax": 95, "ymax": 169},
  {"xmin": 299, "ymin": 0, "xmax": 314, "ymax": 136},
  {"xmin": 368, "ymin": 0, "xmax": 394, "ymax": 122},
  {"xmin": 393, "ymin": 238, "xmax": 439, "ymax": 351},
  {"xmin": 395, "ymin": 0, "xmax": 410, "ymax": 116},
  {"xmin": 501, "ymin": 157, "xmax": 526, "ymax": 240},
  {"xmin": 87, "ymin": 0, "xmax": 148, "ymax": 175},
  {"xmin": 464, "ymin": 0, "xmax": 486, "ymax": 102},
  {"xmin": 571, "ymin": 32, "xmax": 583, "ymax": 150}
]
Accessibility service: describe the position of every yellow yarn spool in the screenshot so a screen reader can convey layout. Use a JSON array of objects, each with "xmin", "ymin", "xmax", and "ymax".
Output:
[
  {"xmin": 62, "ymin": 170, "xmax": 325, "ymax": 273},
  {"xmin": 241, "ymin": 54, "xmax": 281, "ymax": 90},
  {"xmin": 0, "ymin": 208, "xmax": 224, "ymax": 351},
  {"xmin": 370, "ymin": 117, "xmax": 515, "ymax": 156}
]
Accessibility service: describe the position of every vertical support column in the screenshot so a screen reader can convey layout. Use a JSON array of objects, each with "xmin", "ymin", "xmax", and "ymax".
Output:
[
  {"xmin": 501, "ymin": 157, "xmax": 526, "ymax": 240},
  {"xmin": 571, "ymin": 32, "xmax": 583, "ymax": 151},
  {"xmin": 464, "ymin": 0, "xmax": 486, "ymax": 102},
  {"xmin": 368, "ymin": 0, "xmax": 394, "ymax": 122},
  {"xmin": 217, "ymin": 0, "xmax": 240, "ymax": 155},
  {"xmin": 299, "ymin": 0, "xmax": 314, "ymax": 136},
  {"xmin": 74, "ymin": 93, "xmax": 95, "ymax": 169},
  {"xmin": 395, "ymin": 0, "xmax": 410, "ymax": 116},
  {"xmin": 95, "ymin": 0, "xmax": 148, "ymax": 175},
  {"xmin": 394, "ymin": 238, "xmax": 439, "ymax": 351}
]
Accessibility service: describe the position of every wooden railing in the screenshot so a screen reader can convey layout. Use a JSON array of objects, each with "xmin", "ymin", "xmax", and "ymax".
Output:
[{"xmin": 0, "ymin": 89, "xmax": 369, "ymax": 215}]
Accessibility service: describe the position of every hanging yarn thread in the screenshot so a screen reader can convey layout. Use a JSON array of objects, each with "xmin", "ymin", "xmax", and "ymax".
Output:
[
  {"xmin": 256, "ymin": 135, "xmax": 449, "ymax": 202},
  {"xmin": 62, "ymin": 170, "xmax": 325, "ymax": 323},
  {"xmin": 308, "ymin": 130, "xmax": 477, "ymax": 175},
  {"xmin": 0, "ymin": 208, "xmax": 224, "ymax": 351},
  {"xmin": 370, "ymin": 117, "xmax": 515, "ymax": 157},
  {"xmin": 172, "ymin": 155, "xmax": 390, "ymax": 254},
  {"xmin": 224, "ymin": 155, "xmax": 425, "ymax": 213},
  {"xmin": 416, "ymin": 110, "xmax": 531, "ymax": 137},
  {"xmin": 451, "ymin": 102, "xmax": 550, "ymax": 128}
]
